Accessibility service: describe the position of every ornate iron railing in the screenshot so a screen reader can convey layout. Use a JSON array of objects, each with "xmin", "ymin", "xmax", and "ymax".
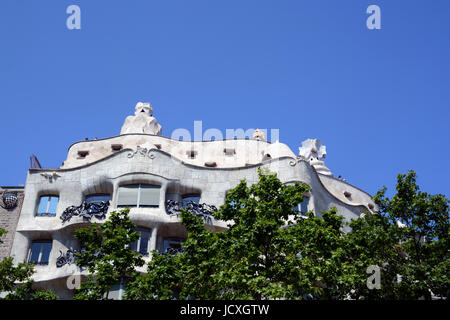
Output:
[
  {"xmin": 56, "ymin": 248, "xmax": 76, "ymax": 268},
  {"xmin": 165, "ymin": 200, "xmax": 217, "ymax": 224},
  {"xmin": 56, "ymin": 248, "xmax": 103, "ymax": 268},
  {"xmin": 164, "ymin": 247, "xmax": 185, "ymax": 255},
  {"xmin": 60, "ymin": 201, "xmax": 110, "ymax": 223}
]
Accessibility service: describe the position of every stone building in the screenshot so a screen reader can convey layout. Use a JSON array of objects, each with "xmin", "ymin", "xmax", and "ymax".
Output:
[
  {"xmin": 0, "ymin": 187, "xmax": 24, "ymax": 260},
  {"xmin": 7, "ymin": 102, "xmax": 377, "ymax": 299}
]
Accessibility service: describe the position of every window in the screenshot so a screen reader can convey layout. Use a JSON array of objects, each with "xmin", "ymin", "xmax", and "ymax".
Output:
[
  {"xmin": 293, "ymin": 197, "xmax": 310, "ymax": 215},
  {"xmin": 111, "ymin": 144, "xmax": 123, "ymax": 151},
  {"xmin": 105, "ymin": 278, "xmax": 127, "ymax": 300},
  {"xmin": 28, "ymin": 240, "xmax": 52, "ymax": 265},
  {"xmin": 85, "ymin": 194, "xmax": 111, "ymax": 204},
  {"xmin": 117, "ymin": 184, "xmax": 160, "ymax": 208},
  {"xmin": 163, "ymin": 238, "xmax": 184, "ymax": 253},
  {"xmin": 224, "ymin": 148, "xmax": 235, "ymax": 156},
  {"xmin": 181, "ymin": 194, "xmax": 200, "ymax": 208},
  {"xmin": 130, "ymin": 227, "xmax": 152, "ymax": 256},
  {"xmin": 37, "ymin": 196, "xmax": 59, "ymax": 216},
  {"xmin": 77, "ymin": 150, "xmax": 89, "ymax": 158}
]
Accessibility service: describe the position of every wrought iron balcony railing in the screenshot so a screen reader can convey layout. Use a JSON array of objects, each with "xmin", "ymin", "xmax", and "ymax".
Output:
[
  {"xmin": 56, "ymin": 248, "xmax": 77, "ymax": 268},
  {"xmin": 165, "ymin": 200, "xmax": 217, "ymax": 224},
  {"xmin": 60, "ymin": 200, "xmax": 110, "ymax": 223}
]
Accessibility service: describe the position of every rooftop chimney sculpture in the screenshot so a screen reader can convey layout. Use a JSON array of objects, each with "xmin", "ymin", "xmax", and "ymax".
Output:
[{"xmin": 120, "ymin": 102, "xmax": 162, "ymax": 136}]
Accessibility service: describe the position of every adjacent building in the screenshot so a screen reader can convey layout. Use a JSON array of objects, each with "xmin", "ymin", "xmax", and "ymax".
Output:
[{"xmin": 0, "ymin": 187, "xmax": 24, "ymax": 260}]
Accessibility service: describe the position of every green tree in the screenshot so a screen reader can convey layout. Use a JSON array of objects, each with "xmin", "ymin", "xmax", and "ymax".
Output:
[
  {"xmin": 125, "ymin": 250, "xmax": 183, "ymax": 300},
  {"xmin": 370, "ymin": 170, "xmax": 449, "ymax": 299},
  {"xmin": 338, "ymin": 212, "xmax": 403, "ymax": 299},
  {"xmin": 126, "ymin": 169, "xmax": 448, "ymax": 300},
  {"xmin": 104, "ymin": 170, "xmax": 450, "ymax": 300},
  {"xmin": 0, "ymin": 228, "xmax": 57, "ymax": 300},
  {"xmin": 127, "ymin": 168, "xmax": 321, "ymax": 299},
  {"xmin": 334, "ymin": 170, "xmax": 449, "ymax": 300},
  {"xmin": 284, "ymin": 208, "xmax": 348, "ymax": 299},
  {"xmin": 73, "ymin": 208, "xmax": 145, "ymax": 300}
]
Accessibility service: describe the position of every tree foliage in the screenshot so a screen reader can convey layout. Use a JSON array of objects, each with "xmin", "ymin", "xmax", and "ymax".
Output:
[
  {"xmin": 75, "ymin": 169, "xmax": 449, "ymax": 300},
  {"xmin": 369, "ymin": 170, "xmax": 449, "ymax": 299},
  {"xmin": 73, "ymin": 208, "xmax": 145, "ymax": 300}
]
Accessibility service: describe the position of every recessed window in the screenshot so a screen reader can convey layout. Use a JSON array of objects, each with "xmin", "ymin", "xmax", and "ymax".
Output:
[
  {"xmin": 117, "ymin": 184, "xmax": 160, "ymax": 208},
  {"xmin": 111, "ymin": 144, "xmax": 123, "ymax": 151},
  {"xmin": 293, "ymin": 197, "xmax": 310, "ymax": 216},
  {"xmin": 77, "ymin": 150, "xmax": 89, "ymax": 158},
  {"xmin": 204, "ymin": 161, "xmax": 217, "ymax": 167},
  {"xmin": 106, "ymin": 278, "xmax": 127, "ymax": 300},
  {"xmin": 181, "ymin": 194, "xmax": 201, "ymax": 208},
  {"xmin": 163, "ymin": 238, "xmax": 184, "ymax": 253},
  {"xmin": 28, "ymin": 240, "xmax": 52, "ymax": 265},
  {"xmin": 36, "ymin": 196, "xmax": 59, "ymax": 216},
  {"xmin": 224, "ymin": 148, "xmax": 235, "ymax": 156},
  {"xmin": 130, "ymin": 227, "xmax": 152, "ymax": 256},
  {"xmin": 85, "ymin": 194, "xmax": 111, "ymax": 204}
]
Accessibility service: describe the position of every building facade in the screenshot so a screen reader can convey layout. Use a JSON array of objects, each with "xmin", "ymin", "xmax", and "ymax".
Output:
[{"xmin": 7, "ymin": 102, "xmax": 377, "ymax": 299}]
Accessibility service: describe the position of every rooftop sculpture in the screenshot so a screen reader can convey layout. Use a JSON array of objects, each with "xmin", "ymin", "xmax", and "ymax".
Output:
[
  {"xmin": 120, "ymin": 102, "xmax": 162, "ymax": 135},
  {"xmin": 298, "ymin": 138, "xmax": 332, "ymax": 176},
  {"xmin": 253, "ymin": 129, "xmax": 266, "ymax": 141}
]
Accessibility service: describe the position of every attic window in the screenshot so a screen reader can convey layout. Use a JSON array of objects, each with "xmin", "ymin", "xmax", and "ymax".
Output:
[
  {"xmin": 343, "ymin": 191, "xmax": 352, "ymax": 198},
  {"xmin": 77, "ymin": 151, "xmax": 89, "ymax": 158},
  {"xmin": 111, "ymin": 144, "xmax": 123, "ymax": 151},
  {"xmin": 224, "ymin": 148, "xmax": 235, "ymax": 156},
  {"xmin": 186, "ymin": 150, "xmax": 197, "ymax": 159},
  {"xmin": 154, "ymin": 144, "xmax": 161, "ymax": 150},
  {"xmin": 368, "ymin": 203, "xmax": 375, "ymax": 210}
]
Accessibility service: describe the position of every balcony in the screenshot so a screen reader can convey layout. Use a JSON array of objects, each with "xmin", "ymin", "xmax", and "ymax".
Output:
[{"xmin": 60, "ymin": 200, "xmax": 110, "ymax": 223}]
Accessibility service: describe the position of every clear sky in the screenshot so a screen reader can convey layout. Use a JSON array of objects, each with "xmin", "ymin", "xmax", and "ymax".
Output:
[{"xmin": 0, "ymin": 0, "xmax": 449, "ymax": 199}]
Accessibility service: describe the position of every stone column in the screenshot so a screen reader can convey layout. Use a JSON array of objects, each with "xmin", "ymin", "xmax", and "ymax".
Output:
[{"xmin": 149, "ymin": 223, "xmax": 159, "ymax": 255}]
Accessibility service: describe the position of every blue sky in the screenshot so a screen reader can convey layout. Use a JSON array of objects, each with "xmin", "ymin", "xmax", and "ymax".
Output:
[{"xmin": 0, "ymin": 0, "xmax": 449, "ymax": 199}]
